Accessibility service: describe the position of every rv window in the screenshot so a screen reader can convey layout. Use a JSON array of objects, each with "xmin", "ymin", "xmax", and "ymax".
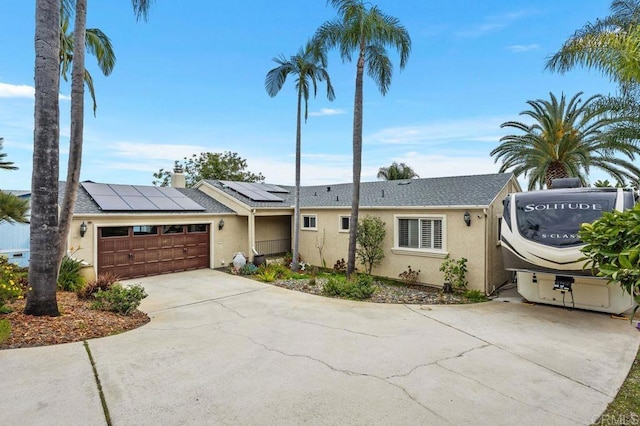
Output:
[{"xmin": 515, "ymin": 193, "xmax": 616, "ymax": 247}]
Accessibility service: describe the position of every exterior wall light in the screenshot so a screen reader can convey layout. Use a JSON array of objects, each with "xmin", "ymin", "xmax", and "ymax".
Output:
[
  {"xmin": 80, "ymin": 221, "xmax": 88, "ymax": 237},
  {"xmin": 463, "ymin": 211, "xmax": 471, "ymax": 227},
  {"xmin": 218, "ymin": 218, "xmax": 225, "ymax": 230}
]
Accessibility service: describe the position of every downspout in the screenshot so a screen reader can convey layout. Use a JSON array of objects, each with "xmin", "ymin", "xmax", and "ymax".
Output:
[
  {"xmin": 483, "ymin": 208, "xmax": 490, "ymax": 295},
  {"xmin": 249, "ymin": 209, "xmax": 256, "ymax": 261}
]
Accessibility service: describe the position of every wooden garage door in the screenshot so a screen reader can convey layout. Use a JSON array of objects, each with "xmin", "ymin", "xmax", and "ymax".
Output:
[{"xmin": 98, "ymin": 224, "xmax": 209, "ymax": 279}]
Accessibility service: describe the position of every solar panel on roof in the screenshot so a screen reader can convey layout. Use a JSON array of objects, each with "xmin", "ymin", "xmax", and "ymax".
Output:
[
  {"xmin": 81, "ymin": 182, "xmax": 206, "ymax": 211},
  {"xmin": 111, "ymin": 185, "xmax": 142, "ymax": 196},
  {"xmin": 147, "ymin": 196, "xmax": 183, "ymax": 210},
  {"xmin": 259, "ymin": 183, "xmax": 289, "ymax": 193},
  {"xmin": 136, "ymin": 186, "xmax": 164, "ymax": 197},
  {"xmin": 82, "ymin": 182, "xmax": 118, "ymax": 196},
  {"xmin": 220, "ymin": 180, "xmax": 284, "ymax": 202},
  {"xmin": 91, "ymin": 195, "xmax": 132, "ymax": 210},
  {"xmin": 121, "ymin": 196, "xmax": 159, "ymax": 210}
]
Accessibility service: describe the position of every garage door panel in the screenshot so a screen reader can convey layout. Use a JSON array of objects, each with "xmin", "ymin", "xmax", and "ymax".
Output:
[{"xmin": 98, "ymin": 225, "xmax": 209, "ymax": 279}]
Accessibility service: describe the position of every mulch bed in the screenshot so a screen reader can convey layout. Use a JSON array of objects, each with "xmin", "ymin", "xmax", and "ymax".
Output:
[{"xmin": 0, "ymin": 292, "xmax": 149, "ymax": 350}]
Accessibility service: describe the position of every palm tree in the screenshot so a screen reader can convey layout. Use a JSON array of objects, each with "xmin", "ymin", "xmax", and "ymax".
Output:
[
  {"xmin": 377, "ymin": 162, "xmax": 419, "ymax": 180},
  {"xmin": 60, "ymin": 13, "xmax": 115, "ymax": 115},
  {"xmin": 491, "ymin": 92, "xmax": 640, "ymax": 190},
  {"xmin": 0, "ymin": 141, "xmax": 27, "ymax": 224},
  {"xmin": 0, "ymin": 138, "xmax": 17, "ymax": 170},
  {"xmin": 0, "ymin": 192, "xmax": 29, "ymax": 225},
  {"xmin": 546, "ymin": 1, "xmax": 640, "ymax": 88},
  {"xmin": 265, "ymin": 41, "xmax": 335, "ymax": 272},
  {"xmin": 28, "ymin": 0, "xmax": 63, "ymax": 316},
  {"xmin": 58, "ymin": 0, "xmax": 153, "ymax": 275},
  {"xmin": 314, "ymin": 0, "xmax": 411, "ymax": 276},
  {"xmin": 27, "ymin": 0, "xmax": 154, "ymax": 317}
]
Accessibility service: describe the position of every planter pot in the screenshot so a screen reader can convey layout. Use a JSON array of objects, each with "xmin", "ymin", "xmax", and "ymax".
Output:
[
  {"xmin": 253, "ymin": 254, "xmax": 266, "ymax": 267},
  {"xmin": 232, "ymin": 252, "xmax": 246, "ymax": 269}
]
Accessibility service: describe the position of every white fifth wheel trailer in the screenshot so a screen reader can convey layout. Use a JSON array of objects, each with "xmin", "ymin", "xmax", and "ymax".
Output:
[{"xmin": 500, "ymin": 180, "xmax": 637, "ymax": 314}]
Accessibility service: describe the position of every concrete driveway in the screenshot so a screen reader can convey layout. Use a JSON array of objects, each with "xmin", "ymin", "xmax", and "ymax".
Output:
[{"xmin": 2, "ymin": 269, "xmax": 639, "ymax": 425}]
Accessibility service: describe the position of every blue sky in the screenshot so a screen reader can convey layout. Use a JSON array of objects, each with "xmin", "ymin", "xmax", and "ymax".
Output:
[{"xmin": 0, "ymin": 1, "xmax": 620, "ymax": 190}]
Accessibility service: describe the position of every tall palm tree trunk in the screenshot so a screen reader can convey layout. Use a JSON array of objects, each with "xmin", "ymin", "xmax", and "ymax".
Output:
[
  {"xmin": 57, "ymin": 0, "xmax": 87, "ymax": 268},
  {"xmin": 26, "ymin": 0, "xmax": 62, "ymax": 316},
  {"xmin": 347, "ymin": 42, "xmax": 366, "ymax": 277},
  {"xmin": 292, "ymin": 89, "xmax": 302, "ymax": 272}
]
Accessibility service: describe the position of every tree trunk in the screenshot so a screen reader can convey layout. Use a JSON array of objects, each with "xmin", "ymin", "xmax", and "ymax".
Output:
[
  {"xmin": 347, "ymin": 41, "xmax": 366, "ymax": 278},
  {"xmin": 292, "ymin": 88, "xmax": 302, "ymax": 272},
  {"xmin": 545, "ymin": 161, "xmax": 569, "ymax": 188},
  {"xmin": 57, "ymin": 0, "xmax": 87, "ymax": 269},
  {"xmin": 25, "ymin": 0, "xmax": 62, "ymax": 316}
]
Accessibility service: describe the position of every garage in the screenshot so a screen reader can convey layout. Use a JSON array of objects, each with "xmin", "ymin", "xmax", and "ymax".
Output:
[{"xmin": 98, "ymin": 224, "xmax": 210, "ymax": 279}]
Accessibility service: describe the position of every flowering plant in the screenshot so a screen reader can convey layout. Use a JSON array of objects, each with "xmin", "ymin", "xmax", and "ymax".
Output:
[{"xmin": 0, "ymin": 256, "xmax": 28, "ymax": 308}]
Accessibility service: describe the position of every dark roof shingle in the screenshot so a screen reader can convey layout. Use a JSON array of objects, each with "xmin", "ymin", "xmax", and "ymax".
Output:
[{"xmin": 205, "ymin": 173, "xmax": 514, "ymax": 209}]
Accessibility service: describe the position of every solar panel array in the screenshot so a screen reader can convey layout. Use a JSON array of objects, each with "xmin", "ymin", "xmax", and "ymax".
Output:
[
  {"xmin": 81, "ymin": 182, "xmax": 206, "ymax": 211},
  {"xmin": 220, "ymin": 181, "xmax": 287, "ymax": 202}
]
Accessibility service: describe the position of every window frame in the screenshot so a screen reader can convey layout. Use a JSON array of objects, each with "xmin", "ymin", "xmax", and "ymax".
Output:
[
  {"xmin": 133, "ymin": 225, "xmax": 158, "ymax": 236},
  {"xmin": 162, "ymin": 225, "xmax": 185, "ymax": 235},
  {"xmin": 100, "ymin": 226, "xmax": 130, "ymax": 238},
  {"xmin": 339, "ymin": 215, "xmax": 350, "ymax": 232},
  {"xmin": 393, "ymin": 214, "xmax": 447, "ymax": 256},
  {"xmin": 301, "ymin": 214, "xmax": 317, "ymax": 231}
]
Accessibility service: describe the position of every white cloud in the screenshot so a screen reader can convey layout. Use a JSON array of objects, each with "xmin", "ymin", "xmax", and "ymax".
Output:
[
  {"xmin": 111, "ymin": 142, "xmax": 209, "ymax": 161},
  {"xmin": 507, "ymin": 44, "xmax": 540, "ymax": 53},
  {"xmin": 367, "ymin": 116, "xmax": 510, "ymax": 146},
  {"xmin": 0, "ymin": 83, "xmax": 33, "ymax": 98},
  {"xmin": 456, "ymin": 10, "xmax": 535, "ymax": 38},
  {"xmin": 309, "ymin": 108, "xmax": 346, "ymax": 117},
  {"xmin": 0, "ymin": 82, "xmax": 71, "ymax": 101}
]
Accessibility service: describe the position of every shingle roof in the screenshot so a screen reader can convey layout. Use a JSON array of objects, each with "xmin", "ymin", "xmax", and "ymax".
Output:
[
  {"xmin": 205, "ymin": 173, "xmax": 514, "ymax": 209},
  {"xmin": 59, "ymin": 181, "xmax": 235, "ymax": 215},
  {"xmin": 2, "ymin": 190, "xmax": 30, "ymax": 198}
]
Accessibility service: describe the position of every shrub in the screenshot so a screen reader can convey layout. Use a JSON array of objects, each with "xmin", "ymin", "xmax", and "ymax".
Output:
[
  {"xmin": 464, "ymin": 289, "xmax": 488, "ymax": 303},
  {"xmin": 91, "ymin": 283, "xmax": 147, "ymax": 315},
  {"xmin": 58, "ymin": 255, "xmax": 85, "ymax": 292},
  {"xmin": 399, "ymin": 266, "xmax": 420, "ymax": 284},
  {"xmin": 255, "ymin": 268, "xmax": 278, "ymax": 282},
  {"xmin": 322, "ymin": 274, "xmax": 375, "ymax": 300},
  {"xmin": 579, "ymin": 204, "xmax": 640, "ymax": 318},
  {"xmin": 283, "ymin": 252, "xmax": 302, "ymax": 267},
  {"xmin": 333, "ymin": 258, "xmax": 346, "ymax": 272},
  {"xmin": 439, "ymin": 256, "xmax": 468, "ymax": 290},
  {"xmin": 239, "ymin": 263, "xmax": 259, "ymax": 275},
  {"xmin": 356, "ymin": 216, "xmax": 386, "ymax": 274},
  {"xmin": 77, "ymin": 272, "xmax": 119, "ymax": 300},
  {"xmin": 268, "ymin": 264, "xmax": 291, "ymax": 279},
  {"xmin": 0, "ymin": 319, "xmax": 10, "ymax": 344},
  {"xmin": 0, "ymin": 256, "xmax": 27, "ymax": 309}
]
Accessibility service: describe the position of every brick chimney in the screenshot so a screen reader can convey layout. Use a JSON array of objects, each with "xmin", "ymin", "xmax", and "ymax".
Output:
[{"xmin": 171, "ymin": 165, "xmax": 186, "ymax": 188}]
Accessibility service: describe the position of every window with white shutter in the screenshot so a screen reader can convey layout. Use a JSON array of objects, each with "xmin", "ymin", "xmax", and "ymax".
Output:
[{"xmin": 397, "ymin": 216, "xmax": 445, "ymax": 251}]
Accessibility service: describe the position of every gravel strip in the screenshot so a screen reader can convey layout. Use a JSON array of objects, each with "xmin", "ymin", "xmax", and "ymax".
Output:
[{"xmin": 265, "ymin": 277, "xmax": 468, "ymax": 304}]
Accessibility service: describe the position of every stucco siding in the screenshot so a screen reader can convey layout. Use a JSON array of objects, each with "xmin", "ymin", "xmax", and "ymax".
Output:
[
  {"xmin": 255, "ymin": 216, "xmax": 290, "ymax": 241},
  {"xmin": 297, "ymin": 208, "xmax": 488, "ymax": 291}
]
